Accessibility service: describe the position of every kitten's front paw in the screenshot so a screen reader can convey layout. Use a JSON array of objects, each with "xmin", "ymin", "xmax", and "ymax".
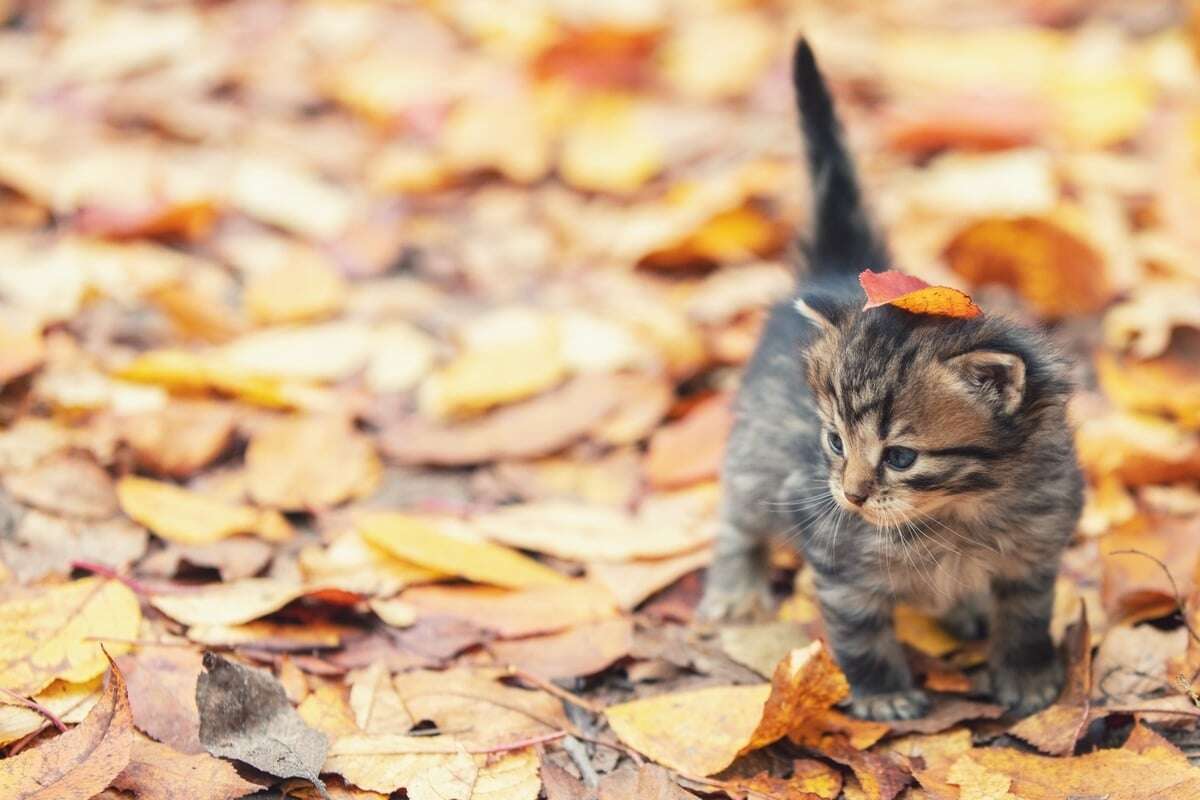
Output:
[
  {"xmin": 847, "ymin": 689, "xmax": 930, "ymax": 721},
  {"xmin": 697, "ymin": 583, "xmax": 773, "ymax": 623},
  {"xmin": 991, "ymin": 658, "xmax": 1064, "ymax": 717}
]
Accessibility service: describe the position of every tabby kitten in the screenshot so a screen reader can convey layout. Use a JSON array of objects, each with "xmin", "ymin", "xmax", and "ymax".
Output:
[{"xmin": 699, "ymin": 40, "xmax": 1083, "ymax": 720}]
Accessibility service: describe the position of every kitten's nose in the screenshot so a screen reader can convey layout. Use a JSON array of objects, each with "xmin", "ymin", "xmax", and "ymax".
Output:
[{"xmin": 845, "ymin": 491, "xmax": 869, "ymax": 506}]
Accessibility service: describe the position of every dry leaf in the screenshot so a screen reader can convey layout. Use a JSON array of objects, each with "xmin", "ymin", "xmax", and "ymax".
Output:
[
  {"xmin": 358, "ymin": 512, "xmax": 567, "ymax": 589},
  {"xmin": 0, "ymin": 677, "xmax": 102, "ymax": 747},
  {"xmin": 117, "ymin": 645, "xmax": 205, "ymax": 755},
  {"xmin": 221, "ymin": 321, "xmax": 372, "ymax": 383},
  {"xmin": 3, "ymin": 453, "xmax": 117, "ymax": 520},
  {"xmin": 488, "ymin": 617, "xmax": 634, "ymax": 680},
  {"xmin": 644, "ymin": 393, "xmax": 732, "ymax": 489},
  {"xmin": 299, "ymin": 530, "xmax": 444, "ymax": 597},
  {"xmin": 245, "ymin": 414, "xmax": 380, "ymax": 511},
  {"xmin": 598, "ymin": 763, "xmax": 698, "ymax": 799},
  {"xmin": 559, "ymin": 96, "xmax": 663, "ymax": 194},
  {"xmin": 349, "ymin": 662, "xmax": 414, "ymax": 734},
  {"xmin": 197, "ymin": 652, "xmax": 330, "ymax": 799},
  {"xmin": 112, "ymin": 734, "xmax": 260, "ymax": 800},
  {"xmin": 383, "ymin": 374, "xmax": 622, "ymax": 465},
  {"xmin": 859, "ymin": 270, "xmax": 982, "ymax": 319},
  {"xmin": 0, "ymin": 510, "xmax": 147, "ymax": 584},
  {"xmin": 0, "ymin": 657, "xmax": 132, "ymax": 800},
  {"xmin": 944, "ymin": 217, "xmax": 1110, "ymax": 318},
  {"xmin": 401, "ymin": 581, "xmax": 617, "ymax": 638},
  {"xmin": 588, "ymin": 547, "xmax": 712, "ymax": 610},
  {"xmin": 245, "ymin": 256, "xmax": 347, "ymax": 326},
  {"xmin": 150, "ymin": 579, "xmax": 305, "ymax": 627},
  {"xmin": 117, "ymin": 476, "xmax": 285, "ymax": 546},
  {"xmin": 120, "ymin": 401, "xmax": 236, "ymax": 478},
  {"xmin": 0, "ymin": 577, "xmax": 141, "ymax": 694}
]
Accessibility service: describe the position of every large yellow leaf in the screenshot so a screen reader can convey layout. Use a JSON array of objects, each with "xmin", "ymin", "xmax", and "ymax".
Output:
[
  {"xmin": 150, "ymin": 579, "xmax": 305, "ymax": 627},
  {"xmin": 358, "ymin": 513, "xmax": 567, "ymax": 589},
  {"xmin": 118, "ymin": 476, "xmax": 289, "ymax": 546},
  {"xmin": 0, "ymin": 578, "xmax": 140, "ymax": 694}
]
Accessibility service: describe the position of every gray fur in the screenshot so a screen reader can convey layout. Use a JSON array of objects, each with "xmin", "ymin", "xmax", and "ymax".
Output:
[{"xmin": 699, "ymin": 40, "xmax": 1083, "ymax": 721}]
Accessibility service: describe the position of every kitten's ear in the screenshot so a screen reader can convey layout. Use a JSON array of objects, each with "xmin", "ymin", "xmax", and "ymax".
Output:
[
  {"xmin": 794, "ymin": 293, "xmax": 845, "ymax": 333},
  {"xmin": 949, "ymin": 350, "xmax": 1026, "ymax": 414}
]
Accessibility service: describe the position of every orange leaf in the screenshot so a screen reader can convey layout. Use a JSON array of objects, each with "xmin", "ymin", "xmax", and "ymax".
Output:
[
  {"xmin": 0, "ymin": 657, "xmax": 133, "ymax": 799},
  {"xmin": 1008, "ymin": 605, "xmax": 1091, "ymax": 755},
  {"xmin": 860, "ymin": 270, "xmax": 982, "ymax": 319}
]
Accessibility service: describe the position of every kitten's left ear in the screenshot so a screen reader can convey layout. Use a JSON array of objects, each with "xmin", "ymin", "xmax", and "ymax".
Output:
[{"xmin": 948, "ymin": 350, "xmax": 1026, "ymax": 415}]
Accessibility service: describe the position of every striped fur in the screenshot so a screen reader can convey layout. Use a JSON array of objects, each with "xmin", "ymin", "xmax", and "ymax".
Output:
[{"xmin": 699, "ymin": 40, "xmax": 1082, "ymax": 721}]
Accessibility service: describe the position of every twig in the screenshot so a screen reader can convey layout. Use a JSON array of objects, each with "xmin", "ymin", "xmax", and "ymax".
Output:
[
  {"xmin": 562, "ymin": 735, "xmax": 600, "ymax": 788},
  {"xmin": 0, "ymin": 688, "xmax": 66, "ymax": 732},
  {"xmin": 500, "ymin": 665, "xmax": 605, "ymax": 715},
  {"xmin": 1108, "ymin": 550, "xmax": 1200, "ymax": 646},
  {"xmin": 70, "ymin": 561, "xmax": 175, "ymax": 597}
]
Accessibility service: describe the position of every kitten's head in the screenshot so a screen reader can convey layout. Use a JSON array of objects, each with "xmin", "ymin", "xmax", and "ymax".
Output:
[{"xmin": 796, "ymin": 292, "xmax": 1071, "ymax": 528}]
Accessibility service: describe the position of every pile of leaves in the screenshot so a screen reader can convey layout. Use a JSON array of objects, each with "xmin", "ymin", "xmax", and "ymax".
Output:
[{"xmin": 1, "ymin": 1, "xmax": 1200, "ymax": 798}]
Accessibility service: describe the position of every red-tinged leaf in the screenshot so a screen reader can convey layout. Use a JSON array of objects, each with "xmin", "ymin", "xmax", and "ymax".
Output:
[{"xmin": 860, "ymin": 270, "xmax": 983, "ymax": 319}]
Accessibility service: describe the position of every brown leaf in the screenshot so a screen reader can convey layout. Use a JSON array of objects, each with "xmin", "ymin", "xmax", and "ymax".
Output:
[
  {"xmin": 121, "ymin": 400, "xmax": 237, "ymax": 478},
  {"xmin": 0, "ymin": 657, "xmax": 133, "ymax": 800},
  {"xmin": 541, "ymin": 762, "xmax": 593, "ymax": 800},
  {"xmin": 246, "ymin": 414, "xmax": 380, "ymax": 511},
  {"xmin": 886, "ymin": 697, "xmax": 1005, "ymax": 736},
  {"xmin": 150, "ymin": 579, "xmax": 306, "ymax": 627},
  {"xmin": 401, "ymin": 581, "xmax": 618, "ymax": 638},
  {"xmin": 196, "ymin": 652, "xmax": 330, "ymax": 799},
  {"xmin": 588, "ymin": 547, "xmax": 712, "ymax": 610},
  {"xmin": 1100, "ymin": 516, "xmax": 1200, "ymax": 620},
  {"xmin": 488, "ymin": 617, "xmax": 634, "ymax": 680},
  {"xmin": 117, "ymin": 646, "xmax": 205, "ymax": 755},
  {"xmin": 598, "ymin": 764, "xmax": 697, "ymax": 799},
  {"xmin": 645, "ymin": 393, "xmax": 732, "ymax": 489},
  {"xmin": 3, "ymin": 453, "xmax": 117, "ymax": 520},
  {"xmin": 381, "ymin": 374, "xmax": 622, "ymax": 466},
  {"xmin": 0, "ymin": 510, "xmax": 147, "ymax": 583},
  {"xmin": 112, "ymin": 734, "xmax": 259, "ymax": 800}
]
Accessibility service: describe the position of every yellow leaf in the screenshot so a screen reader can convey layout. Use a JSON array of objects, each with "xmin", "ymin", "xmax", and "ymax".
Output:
[
  {"xmin": 560, "ymin": 95, "xmax": 663, "ymax": 194},
  {"xmin": 894, "ymin": 605, "xmax": 963, "ymax": 658},
  {"xmin": 419, "ymin": 311, "xmax": 566, "ymax": 419},
  {"xmin": 299, "ymin": 531, "xmax": 444, "ymax": 597},
  {"xmin": 442, "ymin": 96, "xmax": 551, "ymax": 183},
  {"xmin": 245, "ymin": 414, "xmax": 380, "ymax": 511},
  {"xmin": 114, "ymin": 349, "xmax": 302, "ymax": 409},
  {"xmin": 150, "ymin": 579, "xmax": 304, "ymax": 627},
  {"xmin": 605, "ymin": 684, "xmax": 771, "ymax": 776},
  {"xmin": 245, "ymin": 256, "xmax": 347, "ymax": 325},
  {"xmin": 0, "ymin": 578, "xmax": 141, "ymax": 694},
  {"xmin": 118, "ymin": 476, "xmax": 275, "ymax": 546},
  {"xmin": 230, "ymin": 157, "xmax": 354, "ymax": 240},
  {"xmin": 221, "ymin": 321, "xmax": 373, "ymax": 383},
  {"xmin": 358, "ymin": 513, "xmax": 567, "ymax": 589},
  {"xmin": 0, "ymin": 677, "xmax": 102, "ymax": 746}
]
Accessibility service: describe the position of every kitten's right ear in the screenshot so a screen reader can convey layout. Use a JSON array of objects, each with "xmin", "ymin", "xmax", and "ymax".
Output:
[{"xmin": 794, "ymin": 293, "xmax": 844, "ymax": 333}]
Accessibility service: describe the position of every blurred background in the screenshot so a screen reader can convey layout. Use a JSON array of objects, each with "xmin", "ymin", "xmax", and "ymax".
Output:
[{"xmin": 0, "ymin": 0, "xmax": 1199, "ymax": 673}]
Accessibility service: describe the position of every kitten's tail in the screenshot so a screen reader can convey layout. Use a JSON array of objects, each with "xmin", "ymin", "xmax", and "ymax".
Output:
[{"xmin": 792, "ymin": 39, "xmax": 889, "ymax": 278}]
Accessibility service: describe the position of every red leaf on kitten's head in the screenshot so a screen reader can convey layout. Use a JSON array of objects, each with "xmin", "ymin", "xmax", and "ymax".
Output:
[{"xmin": 859, "ymin": 269, "xmax": 983, "ymax": 319}]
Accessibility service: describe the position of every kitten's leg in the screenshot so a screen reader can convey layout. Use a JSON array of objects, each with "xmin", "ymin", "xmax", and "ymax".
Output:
[
  {"xmin": 698, "ymin": 514, "xmax": 772, "ymax": 622},
  {"xmin": 817, "ymin": 582, "xmax": 929, "ymax": 720},
  {"xmin": 939, "ymin": 593, "xmax": 990, "ymax": 641},
  {"xmin": 988, "ymin": 570, "xmax": 1063, "ymax": 716}
]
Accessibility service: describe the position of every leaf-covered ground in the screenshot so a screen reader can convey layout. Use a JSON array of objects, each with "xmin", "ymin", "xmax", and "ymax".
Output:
[{"xmin": 1, "ymin": 1, "xmax": 1199, "ymax": 799}]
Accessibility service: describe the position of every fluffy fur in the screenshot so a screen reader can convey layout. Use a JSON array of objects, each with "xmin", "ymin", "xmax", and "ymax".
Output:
[{"xmin": 699, "ymin": 40, "xmax": 1084, "ymax": 720}]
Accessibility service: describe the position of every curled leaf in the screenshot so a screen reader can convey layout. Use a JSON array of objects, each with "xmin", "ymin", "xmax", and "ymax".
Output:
[{"xmin": 860, "ymin": 270, "xmax": 982, "ymax": 319}]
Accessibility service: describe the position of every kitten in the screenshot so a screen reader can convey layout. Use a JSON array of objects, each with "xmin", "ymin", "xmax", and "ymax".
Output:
[{"xmin": 699, "ymin": 40, "xmax": 1083, "ymax": 720}]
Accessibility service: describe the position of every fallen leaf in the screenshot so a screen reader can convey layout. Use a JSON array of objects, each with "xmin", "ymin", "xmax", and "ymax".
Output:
[
  {"xmin": 283, "ymin": 776, "xmax": 388, "ymax": 800},
  {"xmin": 117, "ymin": 645, "xmax": 205, "ymax": 755},
  {"xmin": 349, "ymin": 662, "xmax": 414, "ymax": 734},
  {"xmin": 859, "ymin": 270, "xmax": 983, "ymax": 319},
  {"xmin": 245, "ymin": 255, "xmax": 347, "ymax": 326},
  {"xmin": 245, "ymin": 414, "xmax": 380, "ymax": 511},
  {"xmin": 186, "ymin": 621, "xmax": 345, "ymax": 652},
  {"xmin": 367, "ymin": 597, "xmax": 416, "ymax": 628},
  {"xmin": 196, "ymin": 652, "xmax": 330, "ymax": 799},
  {"xmin": 588, "ymin": 547, "xmax": 713, "ymax": 610},
  {"xmin": 559, "ymin": 95, "xmax": 663, "ymax": 194},
  {"xmin": 0, "ymin": 657, "xmax": 132, "ymax": 800},
  {"xmin": 117, "ymin": 476, "xmax": 284, "ymax": 546},
  {"xmin": 894, "ymin": 605, "xmax": 962, "ymax": 658},
  {"xmin": 1097, "ymin": 342, "xmax": 1200, "ymax": 431},
  {"xmin": 591, "ymin": 373, "xmax": 675, "ymax": 446},
  {"xmin": 402, "ymin": 581, "xmax": 617, "ymax": 638},
  {"xmin": 297, "ymin": 683, "xmax": 358, "ymax": 739},
  {"xmin": 150, "ymin": 579, "xmax": 305, "ymax": 627},
  {"xmin": 0, "ymin": 327, "xmax": 45, "ymax": 386},
  {"xmin": 3, "ymin": 453, "xmax": 117, "ymax": 520},
  {"xmin": 474, "ymin": 502, "xmax": 712, "ymax": 562},
  {"xmin": 382, "ymin": 374, "xmax": 622, "ymax": 465},
  {"xmin": 489, "ymin": 617, "xmax": 634, "ymax": 680},
  {"xmin": 114, "ymin": 349, "xmax": 302, "ymax": 409},
  {"xmin": 120, "ymin": 400, "xmax": 236, "ymax": 478},
  {"xmin": 644, "ymin": 393, "xmax": 733, "ymax": 489},
  {"xmin": 717, "ymin": 622, "xmax": 813, "ymax": 678},
  {"xmin": 0, "ymin": 510, "xmax": 147, "ymax": 583},
  {"xmin": 598, "ymin": 763, "xmax": 698, "ymax": 799},
  {"xmin": 113, "ymin": 734, "xmax": 260, "ymax": 800},
  {"xmin": 1103, "ymin": 281, "xmax": 1200, "ymax": 360},
  {"xmin": 364, "ymin": 322, "xmax": 436, "ymax": 394},
  {"xmin": 0, "ymin": 676, "xmax": 102, "ymax": 746},
  {"xmin": 230, "ymin": 157, "xmax": 354, "ymax": 241},
  {"xmin": 323, "ymin": 735, "xmax": 476, "ymax": 796},
  {"xmin": 886, "ymin": 697, "xmax": 1005, "ymax": 736},
  {"xmin": 944, "ymin": 217, "xmax": 1110, "ymax": 318},
  {"xmin": 0, "ymin": 577, "xmax": 141, "ymax": 694},
  {"xmin": 1092, "ymin": 623, "xmax": 1186, "ymax": 706},
  {"xmin": 221, "ymin": 321, "xmax": 372, "ymax": 383},
  {"xmin": 141, "ymin": 536, "xmax": 275, "ymax": 582},
  {"xmin": 358, "ymin": 512, "xmax": 568, "ymax": 589},
  {"xmin": 299, "ymin": 530, "xmax": 444, "ymax": 597}
]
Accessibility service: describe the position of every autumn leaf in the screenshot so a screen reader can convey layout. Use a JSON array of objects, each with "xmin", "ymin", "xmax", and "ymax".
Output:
[
  {"xmin": 357, "ymin": 512, "xmax": 568, "ymax": 589},
  {"xmin": 0, "ymin": 578, "xmax": 141, "ymax": 695},
  {"xmin": 1009, "ymin": 605, "xmax": 1091, "ymax": 755},
  {"xmin": 0, "ymin": 657, "xmax": 133, "ymax": 800},
  {"xmin": 401, "ymin": 581, "xmax": 617, "ymax": 638},
  {"xmin": 113, "ymin": 734, "xmax": 260, "ymax": 800},
  {"xmin": 150, "ymin": 579, "xmax": 307, "ymax": 627},
  {"xmin": 859, "ymin": 269, "xmax": 983, "ymax": 318},
  {"xmin": 644, "ymin": 393, "xmax": 733, "ymax": 489},
  {"xmin": 118, "ymin": 476, "xmax": 289, "ymax": 546},
  {"xmin": 245, "ymin": 414, "xmax": 380, "ymax": 511},
  {"xmin": 0, "ymin": 677, "xmax": 102, "ymax": 747}
]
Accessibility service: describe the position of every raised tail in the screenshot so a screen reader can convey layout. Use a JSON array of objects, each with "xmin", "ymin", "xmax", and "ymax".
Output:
[{"xmin": 792, "ymin": 39, "xmax": 889, "ymax": 278}]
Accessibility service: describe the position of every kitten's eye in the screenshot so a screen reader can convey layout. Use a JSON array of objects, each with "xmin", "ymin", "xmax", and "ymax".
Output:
[
  {"xmin": 883, "ymin": 446, "xmax": 917, "ymax": 470},
  {"xmin": 827, "ymin": 431, "xmax": 844, "ymax": 455}
]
